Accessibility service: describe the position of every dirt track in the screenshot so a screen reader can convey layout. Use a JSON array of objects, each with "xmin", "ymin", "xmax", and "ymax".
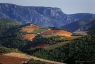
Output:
[{"xmin": 4, "ymin": 52, "xmax": 66, "ymax": 64}]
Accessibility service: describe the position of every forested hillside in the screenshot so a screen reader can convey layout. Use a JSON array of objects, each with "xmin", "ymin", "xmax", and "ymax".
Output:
[
  {"xmin": 0, "ymin": 18, "xmax": 22, "ymax": 35},
  {"xmin": 0, "ymin": 18, "xmax": 71, "ymax": 53},
  {"xmin": 0, "ymin": 18, "xmax": 95, "ymax": 64},
  {"xmin": 0, "ymin": 18, "xmax": 27, "ymax": 53},
  {"xmin": 33, "ymin": 34, "xmax": 95, "ymax": 64}
]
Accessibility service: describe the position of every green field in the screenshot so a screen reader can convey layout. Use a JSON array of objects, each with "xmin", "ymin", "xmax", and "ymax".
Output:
[{"xmin": 60, "ymin": 36, "xmax": 82, "ymax": 40}]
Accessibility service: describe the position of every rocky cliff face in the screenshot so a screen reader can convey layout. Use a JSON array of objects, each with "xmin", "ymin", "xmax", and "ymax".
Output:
[{"xmin": 0, "ymin": 3, "xmax": 95, "ymax": 27}]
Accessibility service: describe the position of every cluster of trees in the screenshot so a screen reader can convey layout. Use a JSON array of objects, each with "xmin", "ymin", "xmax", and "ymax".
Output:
[
  {"xmin": 47, "ymin": 36, "xmax": 64, "ymax": 44},
  {"xmin": 33, "ymin": 34, "xmax": 95, "ymax": 64},
  {"xmin": 0, "ymin": 45, "xmax": 20, "ymax": 53},
  {"xmin": 31, "ymin": 35, "xmax": 64, "ymax": 45},
  {"xmin": 0, "ymin": 36, "xmax": 30, "ymax": 53},
  {"xmin": 0, "ymin": 18, "xmax": 27, "ymax": 53}
]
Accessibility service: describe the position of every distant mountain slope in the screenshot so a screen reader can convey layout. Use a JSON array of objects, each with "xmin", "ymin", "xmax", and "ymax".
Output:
[
  {"xmin": 61, "ymin": 18, "xmax": 95, "ymax": 32},
  {"xmin": 0, "ymin": 3, "xmax": 95, "ymax": 27},
  {"xmin": 0, "ymin": 3, "xmax": 67, "ymax": 27},
  {"xmin": 69, "ymin": 13, "xmax": 95, "ymax": 20}
]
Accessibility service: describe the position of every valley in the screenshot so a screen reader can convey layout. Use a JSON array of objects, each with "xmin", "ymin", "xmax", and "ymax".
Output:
[
  {"xmin": 0, "ymin": 3, "xmax": 95, "ymax": 64},
  {"xmin": 0, "ymin": 17, "xmax": 95, "ymax": 64},
  {"xmin": 0, "ymin": 18, "xmax": 82, "ymax": 64}
]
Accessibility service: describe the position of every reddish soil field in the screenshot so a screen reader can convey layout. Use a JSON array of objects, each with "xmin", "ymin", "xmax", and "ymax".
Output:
[
  {"xmin": 57, "ymin": 30, "xmax": 72, "ymax": 36},
  {"xmin": 35, "ymin": 44, "xmax": 50, "ymax": 48},
  {"xmin": 21, "ymin": 28, "xmax": 36, "ymax": 33},
  {"xmin": 41, "ymin": 30, "xmax": 59, "ymax": 35},
  {"xmin": 21, "ymin": 25, "xmax": 41, "ymax": 33},
  {"xmin": 0, "ymin": 55, "xmax": 28, "ymax": 64},
  {"xmin": 41, "ymin": 30, "xmax": 72, "ymax": 36},
  {"xmin": 22, "ymin": 34, "xmax": 37, "ymax": 41}
]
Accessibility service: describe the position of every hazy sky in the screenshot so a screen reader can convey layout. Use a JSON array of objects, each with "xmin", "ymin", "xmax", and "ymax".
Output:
[{"xmin": 0, "ymin": 0, "xmax": 95, "ymax": 14}]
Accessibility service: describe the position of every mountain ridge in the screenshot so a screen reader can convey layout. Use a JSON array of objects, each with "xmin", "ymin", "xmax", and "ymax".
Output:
[
  {"xmin": 61, "ymin": 18, "xmax": 95, "ymax": 32},
  {"xmin": 0, "ymin": 3, "xmax": 95, "ymax": 27}
]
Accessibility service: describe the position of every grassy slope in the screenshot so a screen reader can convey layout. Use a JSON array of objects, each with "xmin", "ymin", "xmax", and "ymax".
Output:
[{"xmin": 44, "ymin": 41, "xmax": 71, "ymax": 50}]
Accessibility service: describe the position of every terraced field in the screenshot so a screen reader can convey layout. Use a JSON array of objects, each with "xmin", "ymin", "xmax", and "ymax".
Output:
[
  {"xmin": 21, "ymin": 24, "xmax": 41, "ymax": 33},
  {"xmin": 33, "ymin": 28, "xmax": 49, "ymax": 33},
  {"xmin": 41, "ymin": 29, "xmax": 72, "ymax": 37},
  {"xmin": 22, "ymin": 34, "xmax": 37, "ymax": 41},
  {"xmin": 21, "ymin": 24, "xmax": 41, "ymax": 41}
]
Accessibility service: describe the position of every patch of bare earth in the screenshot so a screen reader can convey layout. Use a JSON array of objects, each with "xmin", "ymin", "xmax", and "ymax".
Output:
[
  {"xmin": 41, "ymin": 29, "xmax": 72, "ymax": 37},
  {"xmin": 0, "ymin": 55, "xmax": 28, "ymax": 64},
  {"xmin": 21, "ymin": 24, "xmax": 41, "ymax": 33},
  {"xmin": 35, "ymin": 44, "xmax": 50, "ymax": 48},
  {"xmin": 22, "ymin": 34, "xmax": 37, "ymax": 41},
  {"xmin": 4, "ymin": 52, "xmax": 66, "ymax": 64}
]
